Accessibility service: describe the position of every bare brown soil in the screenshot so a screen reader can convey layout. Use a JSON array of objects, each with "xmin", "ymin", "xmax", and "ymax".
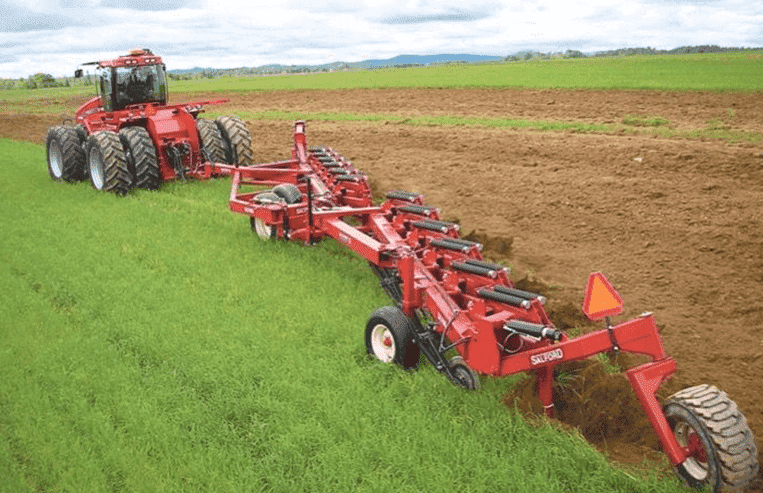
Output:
[{"xmin": 4, "ymin": 87, "xmax": 762, "ymax": 489}]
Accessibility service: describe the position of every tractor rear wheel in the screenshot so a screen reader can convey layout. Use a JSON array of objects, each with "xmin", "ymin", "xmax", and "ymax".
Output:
[
  {"xmin": 365, "ymin": 306, "xmax": 420, "ymax": 370},
  {"xmin": 46, "ymin": 125, "xmax": 86, "ymax": 182},
  {"xmin": 119, "ymin": 127, "xmax": 160, "ymax": 190},
  {"xmin": 215, "ymin": 115, "xmax": 253, "ymax": 167},
  {"xmin": 86, "ymin": 131, "xmax": 131, "ymax": 195},
  {"xmin": 664, "ymin": 384, "xmax": 759, "ymax": 492},
  {"xmin": 197, "ymin": 119, "xmax": 226, "ymax": 164}
]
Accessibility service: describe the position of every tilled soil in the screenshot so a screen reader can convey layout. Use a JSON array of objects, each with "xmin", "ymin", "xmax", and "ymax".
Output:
[{"xmin": 4, "ymin": 87, "xmax": 762, "ymax": 489}]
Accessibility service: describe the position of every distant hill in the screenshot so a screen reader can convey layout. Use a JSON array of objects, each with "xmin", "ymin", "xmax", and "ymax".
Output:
[
  {"xmin": 169, "ymin": 54, "xmax": 503, "ymax": 77},
  {"xmin": 166, "ymin": 46, "xmax": 763, "ymax": 80}
]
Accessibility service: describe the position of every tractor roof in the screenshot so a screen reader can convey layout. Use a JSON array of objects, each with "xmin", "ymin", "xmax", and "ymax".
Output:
[{"xmin": 84, "ymin": 49, "xmax": 163, "ymax": 69}]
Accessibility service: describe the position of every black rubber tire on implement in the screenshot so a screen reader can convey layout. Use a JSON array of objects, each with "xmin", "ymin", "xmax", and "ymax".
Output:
[
  {"xmin": 249, "ymin": 191, "xmax": 283, "ymax": 240},
  {"xmin": 365, "ymin": 306, "xmax": 420, "ymax": 370},
  {"xmin": 447, "ymin": 356, "xmax": 480, "ymax": 391},
  {"xmin": 86, "ymin": 131, "xmax": 132, "ymax": 195},
  {"xmin": 272, "ymin": 184, "xmax": 303, "ymax": 204},
  {"xmin": 119, "ymin": 127, "xmax": 160, "ymax": 190},
  {"xmin": 196, "ymin": 118, "xmax": 226, "ymax": 164},
  {"xmin": 215, "ymin": 115, "xmax": 253, "ymax": 167},
  {"xmin": 46, "ymin": 125, "xmax": 86, "ymax": 182},
  {"xmin": 664, "ymin": 384, "xmax": 759, "ymax": 492}
]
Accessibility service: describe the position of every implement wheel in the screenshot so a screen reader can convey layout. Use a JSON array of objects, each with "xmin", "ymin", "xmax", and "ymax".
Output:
[
  {"xmin": 46, "ymin": 125, "xmax": 86, "ymax": 182},
  {"xmin": 272, "ymin": 184, "xmax": 302, "ymax": 204},
  {"xmin": 664, "ymin": 384, "xmax": 758, "ymax": 492},
  {"xmin": 365, "ymin": 306, "xmax": 420, "ymax": 370},
  {"xmin": 119, "ymin": 127, "xmax": 159, "ymax": 190},
  {"xmin": 249, "ymin": 192, "xmax": 283, "ymax": 240},
  {"xmin": 86, "ymin": 131, "xmax": 131, "ymax": 195},
  {"xmin": 448, "ymin": 356, "xmax": 480, "ymax": 391},
  {"xmin": 215, "ymin": 115, "xmax": 253, "ymax": 167}
]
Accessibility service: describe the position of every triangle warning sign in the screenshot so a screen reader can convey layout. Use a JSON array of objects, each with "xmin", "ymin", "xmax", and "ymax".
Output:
[{"xmin": 582, "ymin": 272, "xmax": 624, "ymax": 321}]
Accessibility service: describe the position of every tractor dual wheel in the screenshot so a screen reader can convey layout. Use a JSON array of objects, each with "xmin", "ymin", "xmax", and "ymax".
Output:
[
  {"xmin": 46, "ymin": 125, "xmax": 86, "ymax": 182},
  {"xmin": 119, "ymin": 127, "xmax": 160, "ymax": 190},
  {"xmin": 86, "ymin": 131, "xmax": 132, "ymax": 195},
  {"xmin": 216, "ymin": 115, "xmax": 253, "ymax": 167},
  {"xmin": 197, "ymin": 118, "xmax": 226, "ymax": 165},
  {"xmin": 664, "ymin": 384, "xmax": 759, "ymax": 492},
  {"xmin": 365, "ymin": 306, "xmax": 420, "ymax": 370}
]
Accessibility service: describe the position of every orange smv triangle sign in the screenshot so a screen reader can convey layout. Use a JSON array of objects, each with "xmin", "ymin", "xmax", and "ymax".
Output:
[{"xmin": 582, "ymin": 272, "xmax": 624, "ymax": 321}]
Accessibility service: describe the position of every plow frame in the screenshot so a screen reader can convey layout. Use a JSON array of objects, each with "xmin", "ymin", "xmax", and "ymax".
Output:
[{"xmin": 219, "ymin": 121, "xmax": 756, "ymax": 484}]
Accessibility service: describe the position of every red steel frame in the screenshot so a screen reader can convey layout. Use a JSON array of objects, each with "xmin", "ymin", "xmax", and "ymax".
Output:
[{"xmin": 216, "ymin": 121, "xmax": 693, "ymax": 468}]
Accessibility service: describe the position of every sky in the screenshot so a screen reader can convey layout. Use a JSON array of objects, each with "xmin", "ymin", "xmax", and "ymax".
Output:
[{"xmin": 1, "ymin": 0, "xmax": 762, "ymax": 79}]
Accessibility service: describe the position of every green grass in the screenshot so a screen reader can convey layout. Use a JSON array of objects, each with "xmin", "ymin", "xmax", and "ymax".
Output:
[
  {"xmin": 2, "ymin": 51, "xmax": 762, "ymax": 116},
  {"xmin": 201, "ymin": 108, "xmax": 763, "ymax": 145},
  {"xmin": 170, "ymin": 52, "xmax": 763, "ymax": 93},
  {"xmin": 0, "ymin": 139, "xmax": 686, "ymax": 492}
]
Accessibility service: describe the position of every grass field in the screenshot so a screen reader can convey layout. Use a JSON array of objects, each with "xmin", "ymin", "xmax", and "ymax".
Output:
[
  {"xmin": 0, "ymin": 139, "xmax": 688, "ymax": 492},
  {"xmin": 2, "ymin": 51, "xmax": 762, "ymax": 116},
  {"xmin": 171, "ymin": 51, "xmax": 763, "ymax": 93}
]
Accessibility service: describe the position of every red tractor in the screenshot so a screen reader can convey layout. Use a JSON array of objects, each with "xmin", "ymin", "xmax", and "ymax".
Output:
[{"xmin": 45, "ymin": 48, "xmax": 252, "ymax": 194}]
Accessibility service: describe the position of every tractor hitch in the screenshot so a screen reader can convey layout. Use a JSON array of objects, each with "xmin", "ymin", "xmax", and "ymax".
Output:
[{"xmin": 165, "ymin": 142, "xmax": 189, "ymax": 182}]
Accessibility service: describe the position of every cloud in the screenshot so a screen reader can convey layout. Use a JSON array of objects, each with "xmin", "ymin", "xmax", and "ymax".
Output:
[
  {"xmin": 1, "ymin": 0, "xmax": 762, "ymax": 79},
  {"xmin": 97, "ymin": 0, "xmax": 194, "ymax": 10},
  {"xmin": 0, "ymin": 2, "xmax": 84, "ymax": 32},
  {"xmin": 382, "ymin": 9, "xmax": 494, "ymax": 25}
]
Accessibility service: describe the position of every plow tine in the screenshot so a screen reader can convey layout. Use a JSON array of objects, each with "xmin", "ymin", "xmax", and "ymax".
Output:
[
  {"xmin": 412, "ymin": 219, "xmax": 459, "ymax": 233},
  {"xmin": 441, "ymin": 237, "xmax": 483, "ymax": 251},
  {"xmin": 397, "ymin": 204, "xmax": 439, "ymax": 216},
  {"xmin": 494, "ymin": 285, "xmax": 545, "ymax": 304},
  {"xmin": 430, "ymin": 238, "xmax": 471, "ymax": 252},
  {"xmin": 451, "ymin": 261, "xmax": 498, "ymax": 278},
  {"xmin": 385, "ymin": 190, "xmax": 422, "ymax": 202},
  {"xmin": 464, "ymin": 258, "xmax": 510, "ymax": 274},
  {"xmin": 478, "ymin": 288, "xmax": 531, "ymax": 309},
  {"xmin": 335, "ymin": 174, "xmax": 364, "ymax": 182}
]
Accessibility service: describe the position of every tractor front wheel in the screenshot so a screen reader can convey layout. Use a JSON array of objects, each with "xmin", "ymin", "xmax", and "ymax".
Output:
[
  {"xmin": 664, "ymin": 384, "xmax": 758, "ymax": 492},
  {"xmin": 365, "ymin": 306, "xmax": 420, "ymax": 370},
  {"xmin": 119, "ymin": 127, "xmax": 160, "ymax": 190},
  {"xmin": 86, "ymin": 131, "xmax": 131, "ymax": 195},
  {"xmin": 46, "ymin": 125, "xmax": 86, "ymax": 182}
]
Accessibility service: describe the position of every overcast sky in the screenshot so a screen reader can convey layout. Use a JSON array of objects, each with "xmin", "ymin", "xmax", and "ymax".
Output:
[{"xmin": 1, "ymin": 0, "xmax": 762, "ymax": 79}]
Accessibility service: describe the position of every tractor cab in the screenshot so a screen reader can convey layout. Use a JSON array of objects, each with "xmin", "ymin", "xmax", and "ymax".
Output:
[{"xmin": 79, "ymin": 49, "xmax": 168, "ymax": 112}]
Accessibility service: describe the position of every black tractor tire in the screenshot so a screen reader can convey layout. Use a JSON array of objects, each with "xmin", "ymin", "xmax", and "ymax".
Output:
[
  {"xmin": 119, "ymin": 127, "xmax": 160, "ymax": 190},
  {"xmin": 74, "ymin": 124, "xmax": 88, "ymax": 145},
  {"xmin": 447, "ymin": 356, "xmax": 481, "ymax": 391},
  {"xmin": 365, "ymin": 306, "xmax": 420, "ymax": 370},
  {"xmin": 196, "ymin": 118, "xmax": 226, "ymax": 164},
  {"xmin": 272, "ymin": 184, "xmax": 303, "ymax": 205},
  {"xmin": 46, "ymin": 125, "xmax": 86, "ymax": 182},
  {"xmin": 215, "ymin": 115, "xmax": 253, "ymax": 167},
  {"xmin": 86, "ymin": 131, "xmax": 132, "ymax": 195},
  {"xmin": 664, "ymin": 384, "xmax": 759, "ymax": 492}
]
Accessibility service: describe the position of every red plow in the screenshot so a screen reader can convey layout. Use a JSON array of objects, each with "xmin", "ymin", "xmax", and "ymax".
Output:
[{"xmin": 212, "ymin": 121, "xmax": 758, "ymax": 492}]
